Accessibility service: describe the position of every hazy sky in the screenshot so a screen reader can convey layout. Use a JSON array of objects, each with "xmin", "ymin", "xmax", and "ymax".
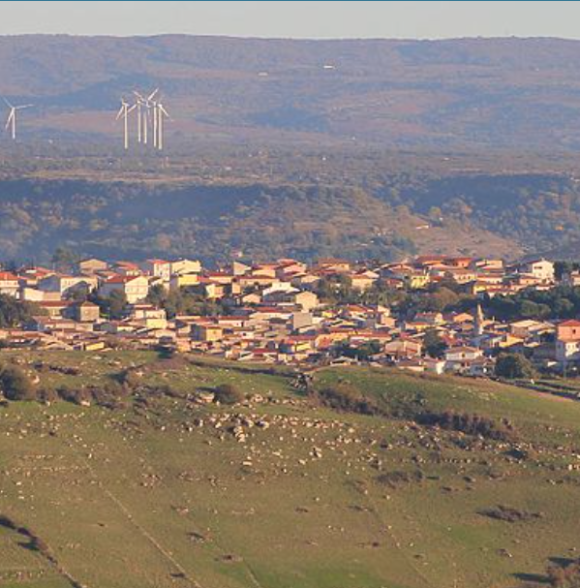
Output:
[{"xmin": 0, "ymin": 1, "xmax": 579, "ymax": 39}]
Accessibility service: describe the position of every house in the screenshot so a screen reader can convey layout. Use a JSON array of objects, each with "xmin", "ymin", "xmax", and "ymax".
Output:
[
  {"xmin": 424, "ymin": 357, "xmax": 446, "ymax": 375},
  {"xmin": 263, "ymin": 290, "xmax": 319, "ymax": 311},
  {"xmin": 350, "ymin": 270, "xmax": 379, "ymax": 292},
  {"xmin": 562, "ymin": 271, "xmax": 580, "ymax": 287},
  {"xmin": 444, "ymin": 346, "xmax": 484, "ymax": 372},
  {"xmin": 404, "ymin": 272, "xmax": 430, "ymax": 290},
  {"xmin": 71, "ymin": 301, "xmax": 100, "ymax": 323},
  {"xmin": 169, "ymin": 273, "xmax": 200, "ymax": 291},
  {"xmin": 231, "ymin": 261, "xmax": 251, "ymax": 276},
  {"xmin": 99, "ymin": 275, "xmax": 149, "ymax": 304},
  {"xmin": 171, "ymin": 259, "xmax": 202, "ymax": 276},
  {"xmin": 113, "ymin": 261, "xmax": 142, "ymax": 276},
  {"xmin": 315, "ymin": 258, "xmax": 352, "ymax": 273},
  {"xmin": 445, "ymin": 256, "xmax": 474, "ymax": 269},
  {"xmin": 37, "ymin": 300, "xmax": 72, "ymax": 318},
  {"xmin": 128, "ymin": 304, "xmax": 168, "ymax": 329},
  {"xmin": 415, "ymin": 312, "xmax": 444, "ymax": 326},
  {"xmin": 38, "ymin": 275, "xmax": 97, "ymax": 297},
  {"xmin": 0, "ymin": 272, "xmax": 20, "ymax": 297},
  {"xmin": 77, "ymin": 258, "xmax": 108, "ymax": 274},
  {"xmin": 143, "ymin": 259, "xmax": 172, "ymax": 281},
  {"xmin": 509, "ymin": 319, "xmax": 554, "ymax": 340},
  {"xmin": 192, "ymin": 324, "xmax": 223, "ymax": 342},
  {"xmin": 519, "ymin": 259, "xmax": 555, "ymax": 283},
  {"xmin": 384, "ymin": 338, "xmax": 422, "ymax": 360},
  {"xmin": 556, "ymin": 320, "xmax": 580, "ymax": 364}
]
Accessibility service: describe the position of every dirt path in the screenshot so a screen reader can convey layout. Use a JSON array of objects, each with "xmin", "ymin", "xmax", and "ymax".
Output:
[{"xmin": 66, "ymin": 437, "xmax": 203, "ymax": 588}]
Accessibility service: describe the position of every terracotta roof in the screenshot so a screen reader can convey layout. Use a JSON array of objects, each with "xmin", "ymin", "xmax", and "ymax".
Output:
[
  {"xmin": 105, "ymin": 274, "xmax": 142, "ymax": 284},
  {"xmin": 0, "ymin": 272, "xmax": 18, "ymax": 281}
]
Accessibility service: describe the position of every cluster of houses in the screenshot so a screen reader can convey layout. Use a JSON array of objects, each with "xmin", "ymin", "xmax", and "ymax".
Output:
[{"xmin": 0, "ymin": 253, "xmax": 579, "ymax": 374}]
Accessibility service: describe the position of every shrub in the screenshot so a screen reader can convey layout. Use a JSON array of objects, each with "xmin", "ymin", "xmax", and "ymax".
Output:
[
  {"xmin": 313, "ymin": 383, "xmax": 380, "ymax": 416},
  {"xmin": 0, "ymin": 365, "xmax": 36, "ymax": 401},
  {"xmin": 547, "ymin": 560, "xmax": 580, "ymax": 588},
  {"xmin": 416, "ymin": 410, "xmax": 517, "ymax": 441},
  {"xmin": 214, "ymin": 384, "xmax": 245, "ymax": 405},
  {"xmin": 479, "ymin": 505, "xmax": 542, "ymax": 523},
  {"xmin": 37, "ymin": 388, "xmax": 59, "ymax": 404},
  {"xmin": 376, "ymin": 470, "xmax": 424, "ymax": 488}
]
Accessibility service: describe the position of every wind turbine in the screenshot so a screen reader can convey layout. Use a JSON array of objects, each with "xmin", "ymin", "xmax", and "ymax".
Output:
[
  {"xmin": 116, "ymin": 97, "xmax": 136, "ymax": 150},
  {"xmin": 156, "ymin": 102, "xmax": 170, "ymax": 151},
  {"xmin": 133, "ymin": 88, "xmax": 158, "ymax": 146},
  {"xmin": 3, "ymin": 98, "xmax": 32, "ymax": 140}
]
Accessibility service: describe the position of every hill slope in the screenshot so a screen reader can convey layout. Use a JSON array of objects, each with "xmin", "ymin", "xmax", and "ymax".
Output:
[
  {"xmin": 3, "ymin": 35, "xmax": 580, "ymax": 149},
  {"xmin": 0, "ymin": 351, "xmax": 579, "ymax": 588}
]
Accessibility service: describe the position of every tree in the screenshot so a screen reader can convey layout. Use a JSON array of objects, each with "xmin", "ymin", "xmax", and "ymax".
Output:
[
  {"xmin": 90, "ymin": 290, "xmax": 127, "ymax": 320},
  {"xmin": 51, "ymin": 247, "xmax": 79, "ymax": 272},
  {"xmin": 0, "ymin": 294, "xmax": 45, "ymax": 328},
  {"xmin": 494, "ymin": 353, "xmax": 535, "ymax": 379},
  {"xmin": 425, "ymin": 287, "xmax": 460, "ymax": 312},
  {"xmin": 0, "ymin": 365, "xmax": 36, "ymax": 401},
  {"xmin": 424, "ymin": 328, "xmax": 447, "ymax": 358}
]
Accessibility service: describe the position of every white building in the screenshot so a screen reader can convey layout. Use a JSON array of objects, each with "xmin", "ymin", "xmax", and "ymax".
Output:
[{"xmin": 99, "ymin": 275, "xmax": 149, "ymax": 304}]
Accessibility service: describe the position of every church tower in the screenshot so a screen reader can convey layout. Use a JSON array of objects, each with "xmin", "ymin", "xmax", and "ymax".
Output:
[{"xmin": 473, "ymin": 302, "xmax": 484, "ymax": 337}]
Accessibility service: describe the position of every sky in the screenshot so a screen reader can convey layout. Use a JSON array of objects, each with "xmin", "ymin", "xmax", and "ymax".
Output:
[{"xmin": 0, "ymin": 1, "xmax": 578, "ymax": 39}]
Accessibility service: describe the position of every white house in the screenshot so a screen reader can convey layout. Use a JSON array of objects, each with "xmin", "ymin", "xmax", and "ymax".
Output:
[
  {"xmin": 444, "ymin": 346, "xmax": 484, "ymax": 372},
  {"xmin": 0, "ymin": 272, "xmax": 19, "ymax": 297},
  {"xmin": 519, "ymin": 259, "xmax": 555, "ymax": 283},
  {"xmin": 99, "ymin": 275, "xmax": 149, "ymax": 304}
]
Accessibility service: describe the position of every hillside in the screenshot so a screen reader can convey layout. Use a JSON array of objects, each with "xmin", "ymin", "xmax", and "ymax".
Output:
[
  {"xmin": 6, "ymin": 154, "xmax": 580, "ymax": 262},
  {"xmin": 3, "ymin": 35, "xmax": 580, "ymax": 149},
  {"xmin": 0, "ymin": 350, "xmax": 579, "ymax": 588}
]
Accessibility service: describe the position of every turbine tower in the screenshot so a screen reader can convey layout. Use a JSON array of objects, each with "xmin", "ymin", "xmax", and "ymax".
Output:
[
  {"xmin": 156, "ymin": 102, "xmax": 170, "ymax": 151},
  {"xmin": 116, "ymin": 98, "xmax": 136, "ymax": 150},
  {"xmin": 3, "ymin": 98, "xmax": 32, "ymax": 140},
  {"xmin": 133, "ymin": 88, "xmax": 158, "ymax": 147}
]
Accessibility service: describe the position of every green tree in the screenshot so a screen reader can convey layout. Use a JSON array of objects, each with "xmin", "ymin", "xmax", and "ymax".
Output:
[
  {"xmin": 51, "ymin": 247, "xmax": 79, "ymax": 272},
  {"xmin": 0, "ymin": 294, "xmax": 45, "ymax": 328},
  {"xmin": 494, "ymin": 353, "xmax": 535, "ymax": 379},
  {"xmin": 424, "ymin": 328, "xmax": 447, "ymax": 358},
  {"xmin": 0, "ymin": 365, "xmax": 36, "ymax": 401},
  {"xmin": 90, "ymin": 291, "xmax": 127, "ymax": 320}
]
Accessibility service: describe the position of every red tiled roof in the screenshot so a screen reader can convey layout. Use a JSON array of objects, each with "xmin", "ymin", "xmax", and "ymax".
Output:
[
  {"xmin": 105, "ymin": 274, "xmax": 142, "ymax": 284},
  {"xmin": 0, "ymin": 272, "xmax": 18, "ymax": 281}
]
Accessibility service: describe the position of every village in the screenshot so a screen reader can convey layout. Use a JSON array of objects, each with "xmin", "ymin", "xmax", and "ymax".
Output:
[{"xmin": 0, "ymin": 253, "xmax": 579, "ymax": 376}]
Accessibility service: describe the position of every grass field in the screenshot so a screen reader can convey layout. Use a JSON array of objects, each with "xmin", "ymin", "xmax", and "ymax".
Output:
[{"xmin": 0, "ymin": 350, "xmax": 579, "ymax": 588}]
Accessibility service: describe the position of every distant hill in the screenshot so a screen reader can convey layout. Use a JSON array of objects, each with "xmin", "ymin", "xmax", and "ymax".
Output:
[
  {"xmin": 2, "ymin": 35, "xmax": 580, "ymax": 149},
  {"xmin": 5, "ymin": 167, "xmax": 580, "ymax": 264}
]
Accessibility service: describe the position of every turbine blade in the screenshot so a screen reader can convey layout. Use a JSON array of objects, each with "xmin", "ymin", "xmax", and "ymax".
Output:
[
  {"xmin": 115, "ymin": 106, "xmax": 125, "ymax": 120},
  {"xmin": 148, "ymin": 88, "xmax": 159, "ymax": 101},
  {"xmin": 5, "ymin": 111, "xmax": 14, "ymax": 130}
]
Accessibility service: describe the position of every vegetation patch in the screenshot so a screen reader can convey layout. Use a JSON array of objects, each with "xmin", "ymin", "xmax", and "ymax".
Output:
[
  {"xmin": 416, "ymin": 410, "xmax": 517, "ymax": 441},
  {"xmin": 311, "ymin": 383, "xmax": 382, "ymax": 416},
  {"xmin": 479, "ymin": 505, "xmax": 543, "ymax": 524},
  {"xmin": 376, "ymin": 470, "xmax": 424, "ymax": 488},
  {"xmin": 214, "ymin": 383, "xmax": 245, "ymax": 405},
  {"xmin": 547, "ymin": 559, "xmax": 580, "ymax": 588}
]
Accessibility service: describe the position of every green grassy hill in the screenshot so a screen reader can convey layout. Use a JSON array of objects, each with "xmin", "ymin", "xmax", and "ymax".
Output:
[{"xmin": 0, "ymin": 351, "xmax": 579, "ymax": 588}]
